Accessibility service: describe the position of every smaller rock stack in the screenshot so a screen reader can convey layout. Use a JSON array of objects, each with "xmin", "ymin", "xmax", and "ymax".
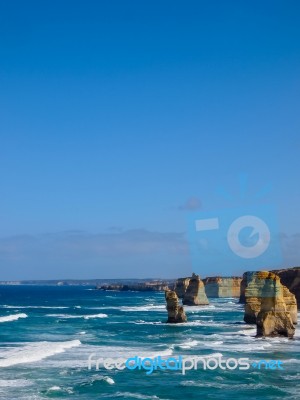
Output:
[
  {"xmin": 182, "ymin": 273, "xmax": 209, "ymax": 306},
  {"xmin": 174, "ymin": 277, "xmax": 190, "ymax": 299},
  {"xmin": 165, "ymin": 290, "xmax": 187, "ymax": 323}
]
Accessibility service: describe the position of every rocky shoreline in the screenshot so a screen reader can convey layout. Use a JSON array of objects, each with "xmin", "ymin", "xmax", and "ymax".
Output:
[
  {"xmin": 97, "ymin": 282, "xmax": 170, "ymax": 292},
  {"xmin": 165, "ymin": 267, "xmax": 299, "ymax": 339},
  {"xmin": 93, "ymin": 266, "xmax": 300, "ymax": 337}
]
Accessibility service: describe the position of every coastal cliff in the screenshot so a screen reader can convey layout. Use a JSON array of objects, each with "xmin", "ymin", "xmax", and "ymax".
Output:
[
  {"xmin": 165, "ymin": 290, "xmax": 187, "ymax": 323},
  {"xmin": 182, "ymin": 274, "xmax": 209, "ymax": 306},
  {"xmin": 203, "ymin": 277, "xmax": 242, "ymax": 298},
  {"xmin": 244, "ymin": 271, "xmax": 296, "ymax": 337}
]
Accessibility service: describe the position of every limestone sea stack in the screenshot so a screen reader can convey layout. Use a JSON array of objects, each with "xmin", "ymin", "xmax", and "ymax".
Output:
[
  {"xmin": 244, "ymin": 271, "xmax": 296, "ymax": 338},
  {"xmin": 271, "ymin": 267, "xmax": 300, "ymax": 309},
  {"xmin": 203, "ymin": 277, "xmax": 242, "ymax": 298},
  {"xmin": 256, "ymin": 309, "xmax": 295, "ymax": 338},
  {"xmin": 165, "ymin": 290, "xmax": 187, "ymax": 323},
  {"xmin": 256, "ymin": 273, "xmax": 296, "ymax": 338},
  {"xmin": 182, "ymin": 273, "xmax": 209, "ymax": 306},
  {"xmin": 244, "ymin": 271, "xmax": 267, "ymax": 323},
  {"xmin": 174, "ymin": 277, "xmax": 190, "ymax": 299},
  {"xmin": 239, "ymin": 271, "xmax": 256, "ymax": 304},
  {"xmin": 242, "ymin": 271, "xmax": 297, "ymax": 325},
  {"xmin": 244, "ymin": 271, "xmax": 297, "ymax": 324}
]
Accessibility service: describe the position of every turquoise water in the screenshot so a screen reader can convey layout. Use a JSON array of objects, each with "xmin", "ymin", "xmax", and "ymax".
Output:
[{"xmin": 0, "ymin": 285, "xmax": 299, "ymax": 399}]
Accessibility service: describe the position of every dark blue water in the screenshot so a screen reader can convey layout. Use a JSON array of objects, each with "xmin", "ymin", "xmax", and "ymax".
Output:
[{"xmin": 0, "ymin": 285, "xmax": 299, "ymax": 399}]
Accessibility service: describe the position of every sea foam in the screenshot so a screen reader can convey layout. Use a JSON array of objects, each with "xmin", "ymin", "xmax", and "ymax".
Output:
[
  {"xmin": 0, "ymin": 339, "xmax": 81, "ymax": 367},
  {"xmin": 0, "ymin": 313, "xmax": 28, "ymax": 323},
  {"xmin": 46, "ymin": 313, "xmax": 108, "ymax": 319}
]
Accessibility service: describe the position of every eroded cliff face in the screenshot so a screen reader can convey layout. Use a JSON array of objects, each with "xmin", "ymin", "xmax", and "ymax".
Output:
[
  {"xmin": 240, "ymin": 268, "xmax": 300, "ymax": 310},
  {"xmin": 282, "ymin": 285, "xmax": 298, "ymax": 324},
  {"xmin": 239, "ymin": 271, "xmax": 256, "ymax": 304},
  {"xmin": 182, "ymin": 274, "xmax": 209, "ymax": 306},
  {"xmin": 244, "ymin": 271, "xmax": 297, "ymax": 324},
  {"xmin": 174, "ymin": 278, "xmax": 190, "ymax": 299},
  {"xmin": 271, "ymin": 267, "xmax": 300, "ymax": 309},
  {"xmin": 244, "ymin": 271, "xmax": 296, "ymax": 338},
  {"xmin": 244, "ymin": 271, "xmax": 267, "ymax": 324},
  {"xmin": 165, "ymin": 290, "xmax": 187, "ymax": 323},
  {"xmin": 203, "ymin": 277, "xmax": 242, "ymax": 298}
]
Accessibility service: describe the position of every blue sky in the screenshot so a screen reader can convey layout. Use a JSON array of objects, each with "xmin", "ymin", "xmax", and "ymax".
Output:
[{"xmin": 0, "ymin": 1, "xmax": 299, "ymax": 279}]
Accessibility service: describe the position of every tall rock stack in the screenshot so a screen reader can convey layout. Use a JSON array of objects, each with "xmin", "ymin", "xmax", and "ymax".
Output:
[
  {"xmin": 165, "ymin": 290, "xmax": 187, "ymax": 323},
  {"xmin": 203, "ymin": 277, "xmax": 242, "ymax": 298},
  {"xmin": 244, "ymin": 272, "xmax": 266, "ymax": 324},
  {"xmin": 244, "ymin": 271, "xmax": 296, "ymax": 338},
  {"xmin": 256, "ymin": 272, "xmax": 295, "ymax": 338},
  {"xmin": 271, "ymin": 267, "xmax": 300, "ymax": 309},
  {"xmin": 174, "ymin": 277, "xmax": 191, "ymax": 299},
  {"xmin": 183, "ymin": 273, "xmax": 209, "ymax": 306},
  {"xmin": 240, "ymin": 268, "xmax": 300, "ymax": 309}
]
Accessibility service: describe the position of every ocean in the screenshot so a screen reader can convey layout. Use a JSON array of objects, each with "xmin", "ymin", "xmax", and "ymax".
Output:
[{"xmin": 0, "ymin": 285, "xmax": 299, "ymax": 399}]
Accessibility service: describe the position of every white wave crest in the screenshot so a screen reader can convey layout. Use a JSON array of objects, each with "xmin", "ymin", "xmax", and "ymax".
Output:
[
  {"xmin": 84, "ymin": 313, "xmax": 108, "ymax": 319},
  {"xmin": 46, "ymin": 313, "xmax": 108, "ymax": 319},
  {"xmin": 178, "ymin": 340, "xmax": 198, "ymax": 349},
  {"xmin": 0, "ymin": 313, "xmax": 28, "ymax": 323},
  {"xmin": 121, "ymin": 305, "xmax": 166, "ymax": 312},
  {"xmin": 0, "ymin": 339, "xmax": 81, "ymax": 367},
  {"xmin": 89, "ymin": 375, "xmax": 115, "ymax": 385}
]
